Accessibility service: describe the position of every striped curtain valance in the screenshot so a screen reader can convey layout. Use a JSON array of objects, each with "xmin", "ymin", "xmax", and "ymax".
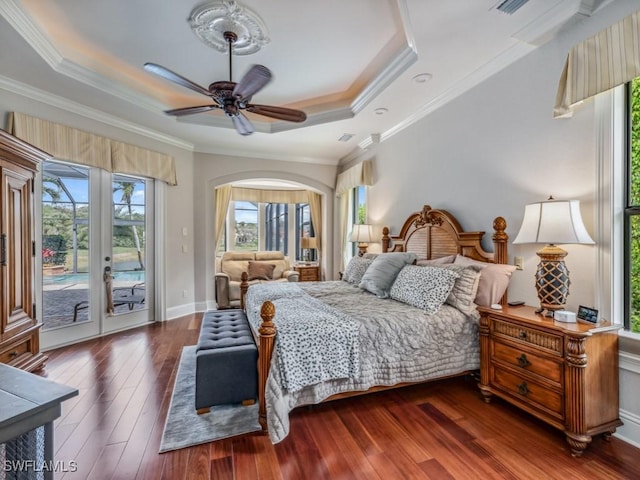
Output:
[
  {"xmin": 8, "ymin": 112, "xmax": 177, "ymax": 185},
  {"xmin": 335, "ymin": 160, "xmax": 373, "ymax": 196},
  {"xmin": 231, "ymin": 186, "xmax": 309, "ymax": 204},
  {"xmin": 554, "ymin": 10, "xmax": 640, "ymax": 118}
]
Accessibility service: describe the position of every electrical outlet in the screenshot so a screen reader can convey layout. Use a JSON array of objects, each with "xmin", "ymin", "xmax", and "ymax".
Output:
[
  {"xmin": 182, "ymin": 290, "xmax": 188, "ymax": 298},
  {"xmin": 514, "ymin": 256, "xmax": 524, "ymax": 270}
]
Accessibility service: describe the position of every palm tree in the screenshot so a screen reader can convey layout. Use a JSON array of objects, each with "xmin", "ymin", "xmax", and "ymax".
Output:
[{"xmin": 113, "ymin": 180, "xmax": 144, "ymax": 270}]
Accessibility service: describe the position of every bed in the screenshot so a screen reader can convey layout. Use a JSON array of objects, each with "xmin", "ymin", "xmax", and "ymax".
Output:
[{"xmin": 241, "ymin": 205, "xmax": 510, "ymax": 443}]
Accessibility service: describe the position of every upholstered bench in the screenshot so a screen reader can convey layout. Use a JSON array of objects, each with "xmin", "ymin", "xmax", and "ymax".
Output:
[{"xmin": 195, "ymin": 309, "xmax": 258, "ymax": 414}]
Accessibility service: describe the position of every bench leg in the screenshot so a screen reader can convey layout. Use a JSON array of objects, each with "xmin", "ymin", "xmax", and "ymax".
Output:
[
  {"xmin": 196, "ymin": 407, "xmax": 210, "ymax": 415},
  {"xmin": 242, "ymin": 399, "xmax": 256, "ymax": 406}
]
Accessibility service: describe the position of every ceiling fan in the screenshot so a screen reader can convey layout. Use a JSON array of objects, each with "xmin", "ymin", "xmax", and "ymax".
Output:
[{"xmin": 144, "ymin": 31, "xmax": 307, "ymax": 135}]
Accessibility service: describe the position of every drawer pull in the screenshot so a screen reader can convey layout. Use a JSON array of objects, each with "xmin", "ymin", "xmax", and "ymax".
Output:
[
  {"xmin": 519, "ymin": 330, "xmax": 527, "ymax": 339},
  {"xmin": 9, "ymin": 350, "xmax": 19, "ymax": 359},
  {"xmin": 517, "ymin": 354, "xmax": 531, "ymax": 368},
  {"xmin": 517, "ymin": 382, "xmax": 529, "ymax": 396}
]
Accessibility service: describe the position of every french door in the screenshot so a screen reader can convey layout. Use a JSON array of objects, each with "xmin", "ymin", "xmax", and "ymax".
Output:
[{"xmin": 38, "ymin": 160, "xmax": 155, "ymax": 349}]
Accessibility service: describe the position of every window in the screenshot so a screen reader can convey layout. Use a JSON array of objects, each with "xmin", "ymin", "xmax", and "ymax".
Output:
[
  {"xmin": 625, "ymin": 77, "xmax": 640, "ymax": 333},
  {"xmin": 220, "ymin": 200, "xmax": 312, "ymax": 260},
  {"xmin": 265, "ymin": 203, "xmax": 288, "ymax": 253},
  {"xmin": 295, "ymin": 203, "xmax": 315, "ymax": 262},
  {"xmin": 233, "ymin": 201, "xmax": 258, "ymax": 251},
  {"xmin": 351, "ymin": 186, "xmax": 367, "ymax": 256}
]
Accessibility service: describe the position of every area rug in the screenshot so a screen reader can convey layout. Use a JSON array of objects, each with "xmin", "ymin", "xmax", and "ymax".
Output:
[{"xmin": 159, "ymin": 345, "xmax": 261, "ymax": 453}]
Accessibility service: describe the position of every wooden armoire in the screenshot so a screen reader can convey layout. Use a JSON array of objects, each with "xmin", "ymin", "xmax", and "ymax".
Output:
[{"xmin": 0, "ymin": 129, "xmax": 47, "ymax": 371}]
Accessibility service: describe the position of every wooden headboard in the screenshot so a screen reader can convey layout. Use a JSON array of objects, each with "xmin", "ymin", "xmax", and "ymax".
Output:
[{"xmin": 381, "ymin": 205, "xmax": 508, "ymax": 265}]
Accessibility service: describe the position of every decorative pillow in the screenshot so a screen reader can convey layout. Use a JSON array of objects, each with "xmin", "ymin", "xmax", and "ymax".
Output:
[
  {"xmin": 342, "ymin": 256, "xmax": 373, "ymax": 285},
  {"xmin": 247, "ymin": 261, "xmax": 276, "ymax": 281},
  {"xmin": 436, "ymin": 264, "xmax": 483, "ymax": 314},
  {"xmin": 453, "ymin": 255, "xmax": 517, "ymax": 306},
  {"xmin": 390, "ymin": 265, "xmax": 460, "ymax": 314},
  {"xmin": 359, "ymin": 252, "xmax": 418, "ymax": 298},
  {"xmin": 415, "ymin": 254, "xmax": 456, "ymax": 266}
]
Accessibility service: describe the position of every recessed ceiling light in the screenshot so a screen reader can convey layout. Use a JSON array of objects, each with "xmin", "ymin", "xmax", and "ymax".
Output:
[
  {"xmin": 412, "ymin": 73, "xmax": 433, "ymax": 84},
  {"xmin": 338, "ymin": 133, "xmax": 354, "ymax": 142},
  {"xmin": 374, "ymin": 108, "xmax": 388, "ymax": 115}
]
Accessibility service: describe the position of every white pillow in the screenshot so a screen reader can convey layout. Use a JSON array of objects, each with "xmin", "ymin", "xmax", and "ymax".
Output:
[
  {"xmin": 453, "ymin": 255, "xmax": 516, "ymax": 306},
  {"xmin": 390, "ymin": 265, "xmax": 459, "ymax": 314},
  {"xmin": 359, "ymin": 252, "xmax": 417, "ymax": 298}
]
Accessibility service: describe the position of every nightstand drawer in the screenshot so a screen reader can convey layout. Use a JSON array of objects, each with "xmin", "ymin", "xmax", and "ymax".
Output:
[
  {"xmin": 295, "ymin": 265, "xmax": 319, "ymax": 282},
  {"xmin": 492, "ymin": 318, "xmax": 563, "ymax": 356},
  {"xmin": 492, "ymin": 366, "xmax": 564, "ymax": 419},
  {"xmin": 492, "ymin": 340, "xmax": 563, "ymax": 385}
]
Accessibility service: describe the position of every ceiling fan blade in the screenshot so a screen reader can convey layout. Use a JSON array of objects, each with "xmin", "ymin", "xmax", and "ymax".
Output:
[
  {"xmin": 245, "ymin": 104, "xmax": 307, "ymax": 123},
  {"xmin": 233, "ymin": 65, "xmax": 272, "ymax": 101},
  {"xmin": 144, "ymin": 63, "xmax": 213, "ymax": 98},
  {"xmin": 164, "ymin": 105, "xmax": 220, "ymax": 116},
  {"xmin": 231, "ymin": 113, "xmax": 255, "ymax": 136}
]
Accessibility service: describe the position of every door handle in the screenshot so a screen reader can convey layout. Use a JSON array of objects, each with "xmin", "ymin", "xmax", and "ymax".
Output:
[{"xmin": 0, "ymin": 234, "xmax": 6, "ymax": 266}]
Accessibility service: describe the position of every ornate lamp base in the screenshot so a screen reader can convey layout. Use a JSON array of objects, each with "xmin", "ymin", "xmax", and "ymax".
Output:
[{"xmin": 535, "ymin": 244, "xmax": 570, "ymax": 318}]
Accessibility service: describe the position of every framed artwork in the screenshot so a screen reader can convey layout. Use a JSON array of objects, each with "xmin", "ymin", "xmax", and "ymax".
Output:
[{"xmin": 577, "ymin": 305, "xmax": 599, "ymax": 324}]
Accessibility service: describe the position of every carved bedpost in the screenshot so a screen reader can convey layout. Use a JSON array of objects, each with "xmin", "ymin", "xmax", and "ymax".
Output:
[
  {"xmin": 382, "ymin": 226, "xmax": 390, "ymax": 253},
  {"xmin": 492, "ymin": 216, "xmax": 509, "ymax": 305},
  {"xmin": 240, "ymin": 272, "xmax": 248, "ymax": 311},
  {"xmin": 258, "ymin": 301, "xmax": 276, "ymax": 432}
]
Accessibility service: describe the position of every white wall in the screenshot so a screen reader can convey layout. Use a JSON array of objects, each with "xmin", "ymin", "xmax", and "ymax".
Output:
[{"xmin": 362, "ymin": 0, "xmax": 640, "ymax": 447}]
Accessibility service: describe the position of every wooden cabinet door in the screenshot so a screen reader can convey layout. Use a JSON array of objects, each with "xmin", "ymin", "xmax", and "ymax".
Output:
[{"xmin": 1, "ymin": 166, "xmax": 34, "ymax": 340}]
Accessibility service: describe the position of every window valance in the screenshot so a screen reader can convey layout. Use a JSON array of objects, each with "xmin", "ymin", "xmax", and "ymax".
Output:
[
  {"xmin": 231, "ymin": 187, "xmax": 309, "ymax": 204},
  {"xmin": 8, "ymin": 112, "xmax": 177, "ymax": 185},
  {"xmin": 554, "ymin": 10, "xmax": 640, "ymax": 118},
  {"xmin": 335, "ymin": 160, "xmax": 373, "ymax": 196}
]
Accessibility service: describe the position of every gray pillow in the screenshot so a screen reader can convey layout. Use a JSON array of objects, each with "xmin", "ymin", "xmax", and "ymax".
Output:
[
  {"xmin": 342, "ymin": 256, "xmax": 373, "ymax": 285},
  {"xmin": 436, "ymin": 264, "xmax": 483, "ymax": 314},
  {"xmin": 359, "ymin": 252, "xmax": 417, "ymax": 298},
  {"xmin": 390, "ymin": 265, "xmax": 460, "ymax": 314}
]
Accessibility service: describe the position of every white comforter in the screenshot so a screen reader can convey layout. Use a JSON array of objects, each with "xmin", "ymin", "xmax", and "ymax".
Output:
[{"xmin": 245, "ymin": 280, "xmax": 480, "ymax": 443}]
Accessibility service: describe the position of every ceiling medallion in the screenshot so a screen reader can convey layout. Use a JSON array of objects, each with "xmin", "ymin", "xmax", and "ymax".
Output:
[{"xmin": 189, "ymin": 0, "xmax": 270, "ymax": 55}]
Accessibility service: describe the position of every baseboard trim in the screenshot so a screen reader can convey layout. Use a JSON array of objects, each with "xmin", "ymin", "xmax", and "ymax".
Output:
[
  {"xmin": 615, "ymin": 408, "xmax": 640, "ymax": 448},
  {"xmin": 166, "ymin": 302, "xmax": 198, "ymax": 320}
]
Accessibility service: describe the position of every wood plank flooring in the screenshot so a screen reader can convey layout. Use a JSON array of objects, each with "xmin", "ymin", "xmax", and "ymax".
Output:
[{"xmin": 39, "ymin": 313, "xmax": 640, "ymax": 479}]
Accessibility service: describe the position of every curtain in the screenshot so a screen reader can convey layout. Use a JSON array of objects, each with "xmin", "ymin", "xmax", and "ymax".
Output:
[
  {"xmin": 554, "ymin": 10, "xmax": 640, "ymax": 118},
  {"xmin": 335, "ymin": 160, "xmax": 373, "ymax": 270},
  {"xmin": 335, "ymin": 160, "xmax": 373, "ymax": 196},
  {"xmin": 308, "ymin": 191, "xmax": 323, "ymax": 279},
  {"xmin": 338, "ymin": 194, "xmax": 350, "ymax": 272},
  {"xmin": 215, "ymin": 185, "xmax": 232, "ymax": 248},
  {"xmin": 231, "ymin": 187, "xmax": 309, "ymax": 204},
  {"xmin": 8, "ymin": 112, "xmax": 177, "ymax": 185}
]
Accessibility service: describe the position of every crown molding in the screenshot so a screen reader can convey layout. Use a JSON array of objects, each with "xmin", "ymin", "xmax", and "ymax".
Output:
[
  {"xmin": 351, "ymin": 41, "xmax": 536, "ymax": 155},
  {"xmin": 0, "ymin": 75, "xmax": 194, "ymax": 151},
  {"xmin": 193, "ymin": 142, "xmax": 338, "ymax": 166}
]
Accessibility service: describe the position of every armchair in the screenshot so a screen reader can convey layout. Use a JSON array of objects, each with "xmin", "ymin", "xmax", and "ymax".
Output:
[{"xmin": 215, "ymin": 251, "xmax": 299, "ymax": 309}]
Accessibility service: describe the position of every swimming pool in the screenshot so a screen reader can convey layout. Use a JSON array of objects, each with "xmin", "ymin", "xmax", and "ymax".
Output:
[{"xmin": 43, "ymin": 271, "xmax": 145, "ymax": 285}]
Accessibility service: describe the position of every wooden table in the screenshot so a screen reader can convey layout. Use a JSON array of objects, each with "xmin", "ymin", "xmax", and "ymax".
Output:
[{"xmin": 0, "ymin": 364, "xmax": 78, "ymax": 478}]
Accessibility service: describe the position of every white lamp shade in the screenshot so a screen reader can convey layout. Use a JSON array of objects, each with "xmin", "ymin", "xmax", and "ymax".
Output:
[
  {"xmin": 512, "ymin": 199, "xmax": 594, "ymax": 245},
  {"xmin": 349, "ymin": 224, "xmax": 373, "ymax": 243}
]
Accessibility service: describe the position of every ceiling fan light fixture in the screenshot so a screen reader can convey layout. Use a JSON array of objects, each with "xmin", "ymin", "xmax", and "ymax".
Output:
[{"xmin": 189, "ymin": 0, "xmax": 270, "ymax": 55}]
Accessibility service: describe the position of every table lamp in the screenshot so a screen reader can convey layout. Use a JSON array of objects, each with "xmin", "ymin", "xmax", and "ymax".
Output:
[
  {"xmin": 349, "ymin": 224, "xmax": 373, "ymax": 256},
  {"xmin": 512, "ymin": 197, "xmax": 594, "ymax": 317},
  {"xmin": 300, "ymin": 236, "xmax": 317, "ymax": 263}
]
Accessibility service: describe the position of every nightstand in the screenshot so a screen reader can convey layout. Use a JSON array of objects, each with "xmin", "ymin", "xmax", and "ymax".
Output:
[
  {"xmin": 478, "ymin": 305, "xmax": 622, "ymax": 456},
  {"xmin": 294, "ymin": 264, "xmax": 319, "ymax": 282}
]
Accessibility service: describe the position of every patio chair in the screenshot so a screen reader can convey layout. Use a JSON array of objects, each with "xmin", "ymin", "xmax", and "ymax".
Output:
[{"xmin": 73, "ymin": 282, "xmax": 145, "ymax": 322}]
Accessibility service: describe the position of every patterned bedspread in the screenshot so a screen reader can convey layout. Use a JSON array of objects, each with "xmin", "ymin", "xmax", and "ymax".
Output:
[{"xmin": 245, "ymin": 280, "xmax": 480, "ymax": 444}]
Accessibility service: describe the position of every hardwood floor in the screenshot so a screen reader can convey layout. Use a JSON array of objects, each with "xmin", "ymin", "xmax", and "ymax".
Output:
[{"xmin": 40, "ymin": 313, "xmax": 640, "ymax": 479}]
